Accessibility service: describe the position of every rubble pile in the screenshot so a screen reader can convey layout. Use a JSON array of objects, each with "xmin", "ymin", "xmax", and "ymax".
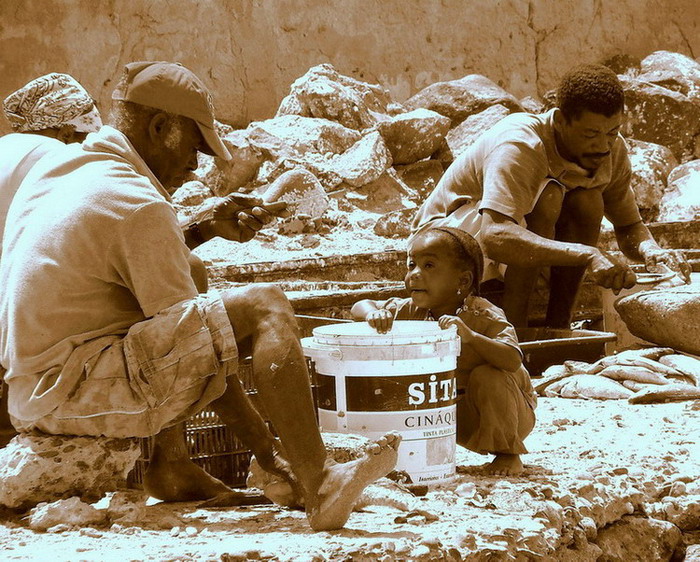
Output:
[
  {"xmin": 536, "ymin": 346, "xmax": 700, "ymax": 403},
  {"xmin": 173, "ymin": 50, "xmax": 700, "ymax": 268}
]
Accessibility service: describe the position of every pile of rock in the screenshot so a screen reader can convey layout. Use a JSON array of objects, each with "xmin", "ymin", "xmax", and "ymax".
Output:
[{"xmin": 175, "ymin": 50, "xmax": 700, "ymax": 249}]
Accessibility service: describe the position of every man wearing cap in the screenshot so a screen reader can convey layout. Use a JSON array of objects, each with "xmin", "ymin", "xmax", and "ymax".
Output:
[
  {"xmin": 0, "ymin": 73, "xmax": 103, "ymax": 447},
  {"xmin": 0, "ymin": 61, "xmax": 399, "ymax": 531}
]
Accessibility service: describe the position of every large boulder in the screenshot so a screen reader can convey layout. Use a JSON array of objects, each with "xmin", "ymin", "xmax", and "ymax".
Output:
[
  {"xmin": 404, "ymin": 74, "xmax": 523, "ymax": 126},
  {"xmin": 620, "ymin": 76, "xmax": 700, "ymax": 162},
  {"xmin": 347, "ymin": 169, "xmax": 416, "ymax": 214},
  {"xmin": 377, "ymin": 108, "xmax": 450, "ymax": 164},
  {"xmin": 0, "ymin": 432, "xmax": 140, "ymax": 510},
  {"xmin": 247, "ymin": 115, "xmax": 361, "ymax": 189},
  {"xmin": 626, "ymin": 139, "xmax": 678, "ymax": 222},
  {"xmin": 615, "ymin": 285, "xmax": 700, "ymax": 355},
  {"xmin": 374, "ymin": 207, "xmax": 416, "ymax": 239},
  {"xmin": 276, "ymin": 63, "xmax": 398, "ymax": 130},
  {"xmin": 658, "ymin": 160, "xmax": 700, "ymax": 222},
  {"xmin": 206, "ymin": 130, "xmax": 265, "ymax": 196},
  {"xmin": 259, "ymin": 168, "xmax": 329, "ymax": 219},
  {"xmin": 248, "ymin": 114, "xmax": 361, "ymax": 157},
  {"xmin": 638, "ymin": 50, "xmax": 700, "ymax": 102},
  {"xmin": 395, "ymin": 160, "xmax": 445, "ymax": 203},
  {"xmin": 436, "ymin": 104, "xmax": 511, "ymax": 163},
  {"xmin": 171, "ymin": 180, "xmax": 213, "ymax": 207},
  {"xmin": 593, "ymin": 516, "xmax": 682, "ymax": 562},
  {"xmin": 331, "ymin": 131, "xmax": 392, "ymax": 187}
]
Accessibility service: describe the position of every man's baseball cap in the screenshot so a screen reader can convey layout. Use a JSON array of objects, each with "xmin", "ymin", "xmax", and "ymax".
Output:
[{"xmin": 112, "ymin": 61, "xmax": 231, "ymax": 161}]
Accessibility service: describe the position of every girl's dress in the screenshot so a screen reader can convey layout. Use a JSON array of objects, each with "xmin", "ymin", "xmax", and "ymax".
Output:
[{"xmin": 380, "ymin": 296, "xmax": 536, "ymax": 455}]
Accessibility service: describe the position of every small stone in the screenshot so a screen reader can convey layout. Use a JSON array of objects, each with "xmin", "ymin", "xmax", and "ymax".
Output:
[
  {"xmin": 579, "ymin": 516, "xmax": 597, "ymax": 540},
  {"xmin": 46, "ymin": 524, "xmax": 71, "ymax": 533},
  {"xmin": 79, "ymin": 527, "xmax": 103, "ymax": 538},
  {"xmin": 185, "ymin": 526, "xmax": 199, "ymax": 537},
  {"xmin": 28, "ymin": 496, "xmax": 106, "ymax": 531},
  {"xmin": 411, "ymin": 545, "xmax": 432, "ymax": 558},
  {"xmin": 553, "ymin": 418, "xmax": 570, "ymax": 427},
  {"xmin": 669, "ymin": 482, "xmax": 686, "ymax": 497},
  {"xmin": 454, "ymin": 482, "xmax": 477, "ymax": 498},
  {"xmin": 612, "ymin": 467, "xmax": 628, "ymax": 475},
  {"xmin": 170, "ymin": 526, "xmax": 181, "ymax": 537}
]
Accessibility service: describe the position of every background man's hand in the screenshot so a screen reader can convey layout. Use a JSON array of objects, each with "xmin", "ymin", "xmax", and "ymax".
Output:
[
  {"xmin": 588, "ymin": 249, "xmax": 637, "ymax": 294},
  {"xmin": 199, "ymin": 193, "xmax": 289, "ymax": 243},
  {"xmin": 642, "ymin": 246, "xmax": 692, "ymax": 284}
]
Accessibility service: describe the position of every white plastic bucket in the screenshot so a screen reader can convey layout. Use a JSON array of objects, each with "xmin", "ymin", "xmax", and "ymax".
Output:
[{"xmin": 302, "ymin": 320, "xmax": 461, "ymax": 486}]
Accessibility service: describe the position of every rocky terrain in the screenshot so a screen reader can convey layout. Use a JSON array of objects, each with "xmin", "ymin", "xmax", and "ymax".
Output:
[
  {"xmin": 173, "ymin": 50, "xmax": 700, "ymax": 269},
  {"xmin": 0, "ymin": 397, "xmax": 698, "ymax": 561}
]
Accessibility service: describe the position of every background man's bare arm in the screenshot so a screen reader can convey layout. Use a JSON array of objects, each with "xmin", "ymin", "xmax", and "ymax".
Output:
[{"xmin": 480, "ymin": 209, "xmax": 596, "ymax": 268}]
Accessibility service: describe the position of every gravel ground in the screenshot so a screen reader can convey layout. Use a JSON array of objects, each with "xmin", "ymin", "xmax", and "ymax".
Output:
[{"xmin": 1, "ymin": 397, "xmax": 698, "ymax": 561}]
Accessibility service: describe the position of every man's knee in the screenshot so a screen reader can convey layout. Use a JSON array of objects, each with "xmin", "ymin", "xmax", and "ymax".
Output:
[
  {"xmin": 525, "ymin": 182, "xmax": 564, "ymax": 237},
  {"xmin": 557, "ymin": 188, "xmax": 605, "ymax": 244},
  {"xmin": 221, "ymin": 284, "xmax": 297, "ymax": 340},
  {"xmin": 188, "ymin": 254, "xmax": 208, "ymax": 293}
]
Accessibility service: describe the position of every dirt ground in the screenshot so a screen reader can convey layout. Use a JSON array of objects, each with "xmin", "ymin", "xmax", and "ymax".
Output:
[{"xmin": 1, "ymin": 397, "xmax": 698, "ymax": 561}]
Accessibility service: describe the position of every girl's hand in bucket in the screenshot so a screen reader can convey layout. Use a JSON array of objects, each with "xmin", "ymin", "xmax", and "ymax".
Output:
[
  {"xmin": 367, "ymin": 309, "xmax": 394, "ymax": 333},
  {"xmin": 438, "ymin": 314, "xmax": 475, "ymax": 343}
]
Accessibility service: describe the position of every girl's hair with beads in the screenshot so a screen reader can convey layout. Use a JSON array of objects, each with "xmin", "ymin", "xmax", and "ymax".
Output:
[{"xmin": 426, "ymin": 227, "xmax": 484, "ymax": 296}]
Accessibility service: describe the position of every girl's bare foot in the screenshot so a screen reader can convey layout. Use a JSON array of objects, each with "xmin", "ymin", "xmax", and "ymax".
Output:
[
  {"xmin": 485, "ymin": 453, "xmax": 524, "ymax": 476},
  {"xmin": 306, "ymin": 432, "xmax": 401, "ymax": 531},
  {"xmin": 144, "ymin": 458, "xmax": 231, "ymax": 501}
]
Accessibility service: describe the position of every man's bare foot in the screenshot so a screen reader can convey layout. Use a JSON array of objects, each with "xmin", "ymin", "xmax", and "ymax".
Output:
[
  {"xmin": 485, "ymin": 453, "xmax": 524, "ymax": 476},
  {"xmin": 306, "ymin": 432, "xmax": 401, "ymax": 531},
  {"xmin": 144, "ymin": 458, "xmax": 231, "ymax": 502}
]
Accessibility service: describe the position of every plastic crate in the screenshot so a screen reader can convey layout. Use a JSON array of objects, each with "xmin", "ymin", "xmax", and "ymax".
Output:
[
  {"xmin": 517, "ymin": 328, "xmax": 617, "ymax": 377},
  {"xmin": 127, "ymin": 356, "xmax": 320, "ymax": 490}
]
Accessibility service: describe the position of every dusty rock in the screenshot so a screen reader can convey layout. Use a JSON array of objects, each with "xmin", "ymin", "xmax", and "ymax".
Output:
[
  {"xmin": 404, "ymin": 74, "xmax": 523, "ymax": 126},
  {"xmin": 377, "ymin": 108, "xmax": 450, "ymax": 164},
  {"xmin": 205, "ymin": 130, "xmax": 265, "ymax": 195},
  {"xmin": 519, "ymin": 95, "xmax": 545, "ymax": 114},
  {"xmin": 259, "ymin": 168, "xmax": 329, "ymax": 219},
  {"xmin": 348, "ymin": 168, "xmax": 416, "ymax": 214},
  {"xmin": 247, "ymin": 115, "xmax": 360, "ymax": 189},
  {"xmin": 171, "ymin": 181, "xmax": 212, "ymax": 207},
  {"xmin": 395, "ymin": 160, "xmax": 445, "ymax": 202},
  {"xmin": 626, "ymin": 139, "xmax": 678, "ymax": 222},
  {"xmin": 28, "ymin": 497, "xmax": 107, "ymax": 531},
  {"xmin": 648, "ymin": 495, "xmax": 700, "ymax": 531},
  {"xmin": 276, "ymin": 63, "xmax": 396, "ymax": 130},
  {"xmin": 374, "ymin": 207, "xmax": 416, "ymax": 238},
  {"xmin": 436, "ymin": 104, "xmax": 512, "ymax": 163},
  {"xmin": 658, "ymin": 160, "xmax": 700, "ymax": 222},
  {"xmin": 105, "ymin": 490, "xmax": 149, "ymax": 525},
  {"xmin": 601, "ymin": 53, "xmax": 642, "ymax": 76},
  {"xmin": 638, "ymin": 50, "xmax": 700, "ymax": 102},
  {"xmin": 686, "ymin": 544, "xmax": 700, "ymax": 561},
  {"xmin": 621, "ymin": 75, "xmax": 700, "ymax": 161},
  {"xmin": 332, "ymin": 131, "xmax": 392, "ymax": 187},
  {"xmin": 615, "ymin": 285, "xmax": 700, "ymax": 355},
  {"xmin": 0, "ymin": 432, "xmax": 140, "ymax": 509},
  {"xmin": 248, "ymin": 115, "xmax": 361, "ymax": 158},
  {"xmin": 594, "ymin": 516, "xmax": 682, "ymax": 562}
]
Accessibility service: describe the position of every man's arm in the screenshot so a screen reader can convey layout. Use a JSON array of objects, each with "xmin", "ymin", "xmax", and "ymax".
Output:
[
  {"xmin": 181, "ymin": 194, "xmax": 289, "ymax": 250},
  {"xmin": 614, "ymin": 220, "xmax": 692, "ymax": 282},
  {"xmin": 480, "ymin": 209, "xmax": 636, "ymax": 292}
]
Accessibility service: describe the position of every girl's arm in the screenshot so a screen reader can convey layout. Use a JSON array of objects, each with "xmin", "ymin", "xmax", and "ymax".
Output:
[
  {"xmin": 351, "ymin": 299, "xmax": 394, "ymax": 333},
  {"xmin": 438, "ymin": 315, "xmax": 522, "ymax": 372}
]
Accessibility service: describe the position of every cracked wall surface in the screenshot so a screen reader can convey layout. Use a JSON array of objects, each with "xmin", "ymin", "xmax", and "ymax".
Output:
[{"xmin": 0, "ymin": 0, "xmax": 698, "ymax": 132}]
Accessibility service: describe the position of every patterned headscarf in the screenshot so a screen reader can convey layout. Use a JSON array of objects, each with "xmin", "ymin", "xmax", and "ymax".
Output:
[{"xmin": 3, "ymin": 73, "xmax": 102, "ymax": 133}]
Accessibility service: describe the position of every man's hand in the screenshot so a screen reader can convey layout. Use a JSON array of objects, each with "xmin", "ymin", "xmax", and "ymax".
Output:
[
  {"xmin": 199, "ymin": 193, "xmax": 289, "ymax": 243},
  {"xmin": 366, "ymin": 308, "xmax": 394, "ymax": 334},
  {"xmin": 642, "ymin": 246, "xmax": 692, "ymax": 284},
  {"xmin": 588, "ymin": 249, "xmax": 637, "ymax": 294}
]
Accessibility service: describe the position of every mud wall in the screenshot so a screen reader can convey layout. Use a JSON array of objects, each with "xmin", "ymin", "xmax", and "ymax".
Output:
[{"xmin": 1, "ymin": 0, "xmax": 698, "ymax": 132}]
